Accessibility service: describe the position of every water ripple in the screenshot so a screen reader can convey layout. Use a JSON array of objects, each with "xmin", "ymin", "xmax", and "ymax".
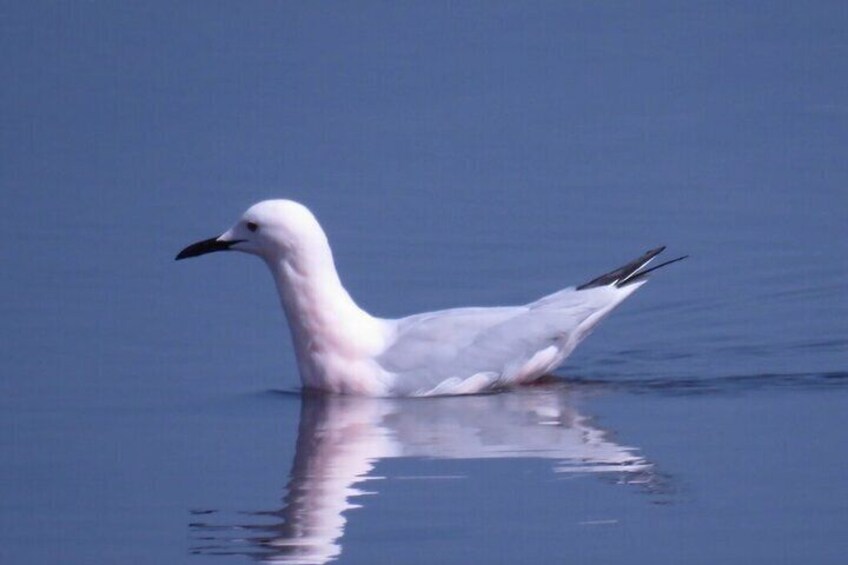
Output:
[{"xmin": 560, "ymin": 370, "xmax": 848, "ymax": 395}]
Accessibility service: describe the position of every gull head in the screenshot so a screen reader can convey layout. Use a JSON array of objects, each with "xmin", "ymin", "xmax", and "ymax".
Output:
[{"xmin": 175, "ymin": 199, "xmax": 323, "ymax": 262}]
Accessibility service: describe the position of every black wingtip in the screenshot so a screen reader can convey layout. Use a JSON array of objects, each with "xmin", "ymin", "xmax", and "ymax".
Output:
[
  {"xmin": 576, "ymin": 246, "xmax": 668, "ymax": 290},
  {"xmin": 621, "ymin": 254, "xmax": 689, "ymax": 285}
]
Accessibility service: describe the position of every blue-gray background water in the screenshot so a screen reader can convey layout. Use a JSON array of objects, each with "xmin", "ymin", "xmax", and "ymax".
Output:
[{"xmin": 2, "ymin": 2, "xmax": 847, "ymax": 563}]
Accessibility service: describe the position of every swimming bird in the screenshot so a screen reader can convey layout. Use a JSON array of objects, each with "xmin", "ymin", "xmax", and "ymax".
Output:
[{"xmin": 176, "ymin": 200, "xmax": 685, "ymax": 396}]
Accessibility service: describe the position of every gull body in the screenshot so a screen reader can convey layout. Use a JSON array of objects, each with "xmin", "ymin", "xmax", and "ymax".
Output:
[{"xmin": 176, "ymin": 200, "xmax": 684, "ymax": 396}]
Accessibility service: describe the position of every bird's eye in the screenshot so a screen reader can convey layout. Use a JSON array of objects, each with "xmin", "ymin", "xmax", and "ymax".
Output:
[{"xmin": 246, "ymin": 221, "xmax": 258, "ymax": 233}]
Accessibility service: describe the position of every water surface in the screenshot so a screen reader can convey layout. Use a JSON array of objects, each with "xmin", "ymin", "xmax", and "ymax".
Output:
[{"xmin": 2, "ymin": 2, "xmax": 847, "ymax": 564}]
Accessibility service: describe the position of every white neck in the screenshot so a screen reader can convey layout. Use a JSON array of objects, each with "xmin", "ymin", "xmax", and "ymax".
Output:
[{"xmin": 263, "ymin": 229, "xmax": 387, "ymax": 390}]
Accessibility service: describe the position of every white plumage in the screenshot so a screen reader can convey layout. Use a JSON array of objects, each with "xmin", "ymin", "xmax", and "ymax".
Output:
[{"xmin": 177, "ymin": 199, "xmax": 682, "ymax": 396}]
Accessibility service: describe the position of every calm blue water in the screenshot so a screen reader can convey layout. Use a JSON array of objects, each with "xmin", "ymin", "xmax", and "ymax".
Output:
[{"xmin": 2, "ymin": 2, "xmax": 847, "ymax": 563}]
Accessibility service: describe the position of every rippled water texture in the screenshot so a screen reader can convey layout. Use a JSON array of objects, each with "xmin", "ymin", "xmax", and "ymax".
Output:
[{"xmin": 2, "ymin": 3, "xmax": 847, "ymax": 564}]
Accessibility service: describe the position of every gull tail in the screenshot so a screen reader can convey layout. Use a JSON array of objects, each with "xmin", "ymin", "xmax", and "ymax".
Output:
[{"xmin": 576, "ymin": 246, "xmax": 688, "ymax": 290}]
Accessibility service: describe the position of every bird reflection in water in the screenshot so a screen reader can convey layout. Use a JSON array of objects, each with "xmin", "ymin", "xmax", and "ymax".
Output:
[{"xmin": 190, "ymin": 386, "xmax": 659, "ymax": 563}]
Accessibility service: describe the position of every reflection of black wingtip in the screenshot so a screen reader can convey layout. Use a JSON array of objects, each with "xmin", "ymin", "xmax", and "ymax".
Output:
[{"xmin": 577, "ymin": 246, "xmax": 678, "ymax": 290}]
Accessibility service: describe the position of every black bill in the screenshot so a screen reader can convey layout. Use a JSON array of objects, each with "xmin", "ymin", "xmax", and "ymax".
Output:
[{"xmin": 175, "ymin": 236, "xmax": 244, "ymax": 261}]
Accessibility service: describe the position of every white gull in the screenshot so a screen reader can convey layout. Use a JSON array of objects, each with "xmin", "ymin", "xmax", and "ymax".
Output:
[{"xmin": 176, "ymin": 199, "xmax": 685, "ymax": 396}]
